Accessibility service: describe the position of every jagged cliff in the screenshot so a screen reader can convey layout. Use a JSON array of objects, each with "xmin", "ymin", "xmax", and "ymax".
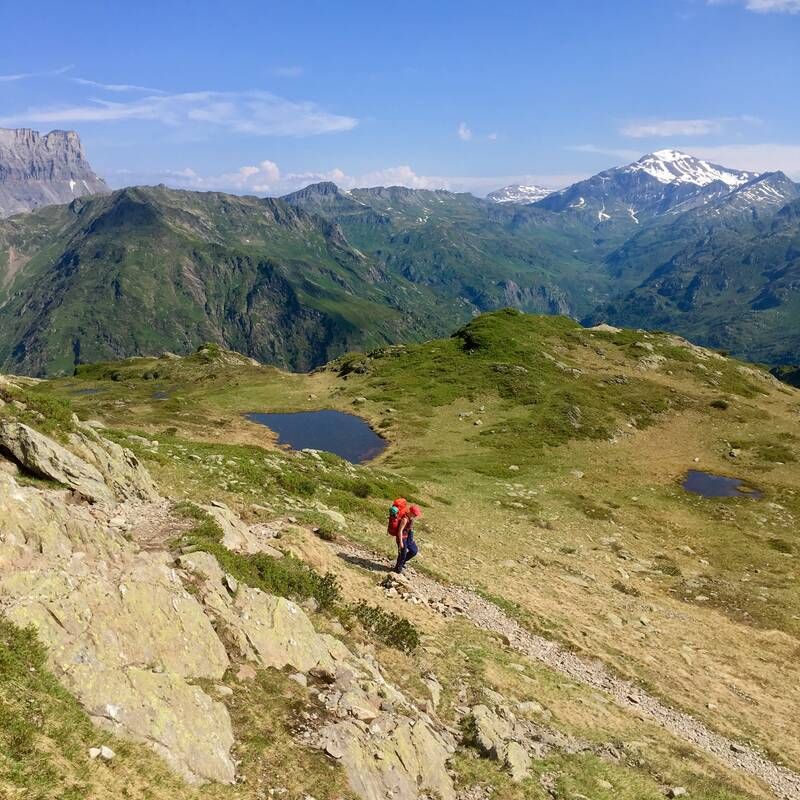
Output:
[{"xmin": 0, "ymin": 127, "xmax": 107, "ymax": 217}]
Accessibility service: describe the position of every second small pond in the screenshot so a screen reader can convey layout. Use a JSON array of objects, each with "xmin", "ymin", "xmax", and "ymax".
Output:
[
  {"xmin": 682, "ymin": 469, "xmax": 762, "ymax": 499},
  {"xmin": 245, "ymin": 409, "xmax": 387, "ymax": 464}
]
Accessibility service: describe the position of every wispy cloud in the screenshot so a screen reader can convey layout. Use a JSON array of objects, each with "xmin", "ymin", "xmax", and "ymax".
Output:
[
  {"xmin": 621, "ymin": 118, "xmax": 725, "ymax": 138},
  {"xmin": 0, "ymin": 90, "xmax": 357, "ymax": 137},
  {"xmin": 0, "ymin": 65, "xmax": 73, "ymax": 83},
  {"xmin": 457, "ymin": 121, "xmax": 473, "ymax": 141},
  {"xmin": 619, "ymin": 115, "xmax": 761, "ymax": 138},
  {"xmin": 106, "ymin": 161, "xmax": 582, "ymax": 197},
  {"xmin": 272, "ymin": 66, "xmax": 304, "ymax": 78},
  {"xmin": 72, "ymin": 78, "xmax": 165, "ymax": 94},
  {"xmin": 709, "ymin": 0, "xmax": 800, "ymax": 13},
  {"xmin": 569, "ymin": 143, "xmax": 642, "ymax": 160}
]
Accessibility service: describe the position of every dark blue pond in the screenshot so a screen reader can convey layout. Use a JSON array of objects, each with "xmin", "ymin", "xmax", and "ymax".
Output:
[
  {"xmin": 683, "ymin": 470, "xmax": 762, "ymax": 499},
  {"xmin": 245, "ymin": 410, "xmax": 387, "ymax": 464}
]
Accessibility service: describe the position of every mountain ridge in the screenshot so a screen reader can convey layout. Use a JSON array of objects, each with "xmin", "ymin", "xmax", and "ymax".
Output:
[{"xmin": 1, "ymin": 147, "xmax": 799, "ymax": 376}]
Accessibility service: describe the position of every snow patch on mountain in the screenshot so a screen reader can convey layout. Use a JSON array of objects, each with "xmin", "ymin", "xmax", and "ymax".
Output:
[
  {"xmin": 629, "ymin": 149, "xmax": 758, "ymax": 188},
  {"xmin": 487, "ymin": 184, "xmax": 554, "ymax": 204}
]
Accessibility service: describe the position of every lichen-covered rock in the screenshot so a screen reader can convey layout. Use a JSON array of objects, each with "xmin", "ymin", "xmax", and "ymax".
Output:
[
  {"xmin": 0, "ymin": 420, "xmax": 114, "ymax": 502},
  {"xmin": 69, "ymin": 423, "xmax": 159, "ymax": 502},
  {"xmin": 179, "ymin": 551, "xmax": 347, "ymax": 672},
  {"xmin": 83, "ymin": 667, "xmax": 235, "ymax": 783},
  {"xmin": 321, "ymin": 715, "xmax": 455, "ymax": 800},
  {"xmin": 505, "ymin": 740, "xmax": 531, "ymax": 782},
  {"xmin": 470, "ymin": 704, "xmax": 514, "ymax": 760},
  {"xmin": 0, "ymin": 473, "xmax": 235, "ymax": 784},
  {"xmin": 202, "ymin": 501, "xmax": 283, "ymax": 557}
]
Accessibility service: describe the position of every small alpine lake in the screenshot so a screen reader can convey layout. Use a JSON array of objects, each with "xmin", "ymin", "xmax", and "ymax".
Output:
[
  {"xmin": 245, "ymin": 409, "xmax": 387, "ymax": 464},
  {"xmin": 682, "ymin": 469, "xmax": 763, "ymax": 500}
]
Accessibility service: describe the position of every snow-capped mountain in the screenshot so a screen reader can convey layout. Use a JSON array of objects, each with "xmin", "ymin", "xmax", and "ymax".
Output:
[
  {"xmin": 674, "ymin": 171, "xmax": 799, "ymax": 223},
  {"xmin": 486, "ymin": 184, "xmax": 554, "ymax": 204},
  {"xmin": 627, "ymin": 149, "xmax": 758, "ymax": 189},
  {"xmin": 536, "ymin": 149, "xmax": 764, "ymax": 226}
]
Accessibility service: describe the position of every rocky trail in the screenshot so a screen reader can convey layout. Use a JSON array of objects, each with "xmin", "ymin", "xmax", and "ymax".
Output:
[{"xmin": 332, "ymin": 539, "xmax": 800, "ymax": 800}]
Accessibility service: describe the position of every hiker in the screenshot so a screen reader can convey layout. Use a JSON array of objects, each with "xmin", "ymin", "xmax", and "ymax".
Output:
[{"xmin": 393, "ymin": 504, "xmax": 421, "ymax": 574}]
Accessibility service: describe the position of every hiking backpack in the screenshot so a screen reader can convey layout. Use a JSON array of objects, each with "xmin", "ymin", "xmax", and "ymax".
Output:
[{"xmin": 387, "ymin": 497, "xmax": 408, "ymax": 535}]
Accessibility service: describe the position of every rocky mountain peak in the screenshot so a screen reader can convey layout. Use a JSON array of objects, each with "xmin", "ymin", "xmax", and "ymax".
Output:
[
  {"xmin": 628, "ymin": 149, "xmax": 758, "ymax": 188},
  {"xmin": 0, "ymin": 126, "xmax": 107, "ymax": 218},
  {"xmin": 486, "ymin": 184, "xmax": 555, "ymax": 204}
]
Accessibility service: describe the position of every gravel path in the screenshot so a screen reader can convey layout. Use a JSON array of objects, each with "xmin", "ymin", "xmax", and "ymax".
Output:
[{"xmin": 335, "ymin": 540, "xmax": 800, "ymax": 800}]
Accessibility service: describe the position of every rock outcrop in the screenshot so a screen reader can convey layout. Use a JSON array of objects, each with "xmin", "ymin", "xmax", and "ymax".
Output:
[
  {"xmin": 0, "ymin": 127, "xmax": 107, "ymax": 217},
  {"xmin": 201, "ymin": 500, "xmax": 284, "ymax": 557},
  {"xmin": 0, "ymin": 472, "xmax": 236, "ymax": 783},
  {"xmin": 0, "ymin": 419, "xmax": 458, "ymax": 798},
  {"xmin": 0, "ymin": 419, "xmax": 157, "ymax": 502},
  {"xmin": 181, "ymin": 549, "xmax": 457, "ymax": 800},
  {"xmin": 0, "ymin": 420, "xmax": 115, "ymax": 502}
]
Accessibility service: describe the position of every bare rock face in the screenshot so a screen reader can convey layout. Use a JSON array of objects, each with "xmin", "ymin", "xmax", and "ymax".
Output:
[
  {"xmin": 0, "ymin": 127, "xmax": 107, "ymax": 217},
  {"xmin": 0, "ymin": 472, "xmax": 236, "ymax": 784}
]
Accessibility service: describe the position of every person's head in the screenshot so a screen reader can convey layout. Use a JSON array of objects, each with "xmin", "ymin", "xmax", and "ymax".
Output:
[{"xmin": 409, "ymin": 504, "xmax": 422, "ymax": 518}]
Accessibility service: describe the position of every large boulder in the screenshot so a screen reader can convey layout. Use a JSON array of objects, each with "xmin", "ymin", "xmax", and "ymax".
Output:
[
  {"xmin": 0, "ymin": 420, "xmax": 114, "ymax": 502},
  {"xmin": 0, "ymin": 419, "xmax": 159, "ymax": 503},
  {"xmin": 321, "ymin": 716, "xmax": 455, "ymax": 800},
  {"xmin": 179, "ymin": 551, "xmax": 348, "ymax": 672}
]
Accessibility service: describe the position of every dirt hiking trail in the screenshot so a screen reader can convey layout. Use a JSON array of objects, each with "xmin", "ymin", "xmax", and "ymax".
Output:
[{"xmin": 333, "ymin": 538, "xmax": 800, "ymax": 800}]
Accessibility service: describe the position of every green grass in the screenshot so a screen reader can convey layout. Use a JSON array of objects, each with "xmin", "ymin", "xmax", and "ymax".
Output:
[
  {"xmin": 175, "ymin": 502, "xmax": 342, "ymax": 610},
  {"xmin": 0, "ymin": 383, "xmax": 76, "ymax": 439}
]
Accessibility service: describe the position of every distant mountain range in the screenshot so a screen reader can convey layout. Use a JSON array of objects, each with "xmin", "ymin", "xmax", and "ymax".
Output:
[
  {"xmin": 1, "ymin": 135, "xmax": 799, "ymax": 375},
  {"xmin": 0, "ymin": 128, "xmax": 107, "ymax": 218}
]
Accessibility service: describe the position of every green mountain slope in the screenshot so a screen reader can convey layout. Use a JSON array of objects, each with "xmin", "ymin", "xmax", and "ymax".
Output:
[
  {"xmin": 283, "ymin": 183, "xmax": 615, "ymax": 317},
  {"xmin": 2, "ymin": 151, "xmax": 800, "ymax": 378},
  {"xmin": 0, "ymin": 186, "xmax": 460, "ymax": 376},
  {"xmin": 590, "ymin": 184, "xmax": 800, "ymax": 364}
]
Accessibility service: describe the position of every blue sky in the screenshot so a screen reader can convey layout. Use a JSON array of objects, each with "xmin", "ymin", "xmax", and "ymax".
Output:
[{"xmin": 2, "ymin": 0, "xmax": 799, "ymax": 195}]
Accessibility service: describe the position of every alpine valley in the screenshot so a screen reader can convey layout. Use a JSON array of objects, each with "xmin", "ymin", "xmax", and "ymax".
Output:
[{"xmin": 1, "ymin": 131, "xmax": 799, "ymax": 376}]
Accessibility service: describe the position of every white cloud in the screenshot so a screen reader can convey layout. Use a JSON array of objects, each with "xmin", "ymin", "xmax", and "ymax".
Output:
[
  {"xmin": 106, "ymin": 161, "xmax": 583, "ymax": 197},
  {"xmin": 0, "ymin": 65, "xmax": 73, "ymax": 83},
  {"xmin": 0, "ymin": 90, "xmax": 357, "ymax": 137},
  {"xmin": 487, "ymin": 132, "xmax": 498, "ymax": 142},
  {"xmin": 272, "ymin": 66, "xmax": 304, "ymax": 78},
  {"xmin": 709, "ymin": 0, "xmax": 800, "ymax": 12},
  {"xmin": 457, "ymin": 122, "xmax": 473, "ymax": 141},
  {"xmin": 569, "ymin": 143, "xmax": 642, "ymax": 161},
  {"xmin": 72, "ymin": 78, "xmax": 165, "ymax": 93}
]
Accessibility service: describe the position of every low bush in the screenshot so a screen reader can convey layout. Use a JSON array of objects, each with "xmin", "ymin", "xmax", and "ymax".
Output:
[{"xmin": 350, "ymin": 601, "xmax": 419, "ymax": 653}]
